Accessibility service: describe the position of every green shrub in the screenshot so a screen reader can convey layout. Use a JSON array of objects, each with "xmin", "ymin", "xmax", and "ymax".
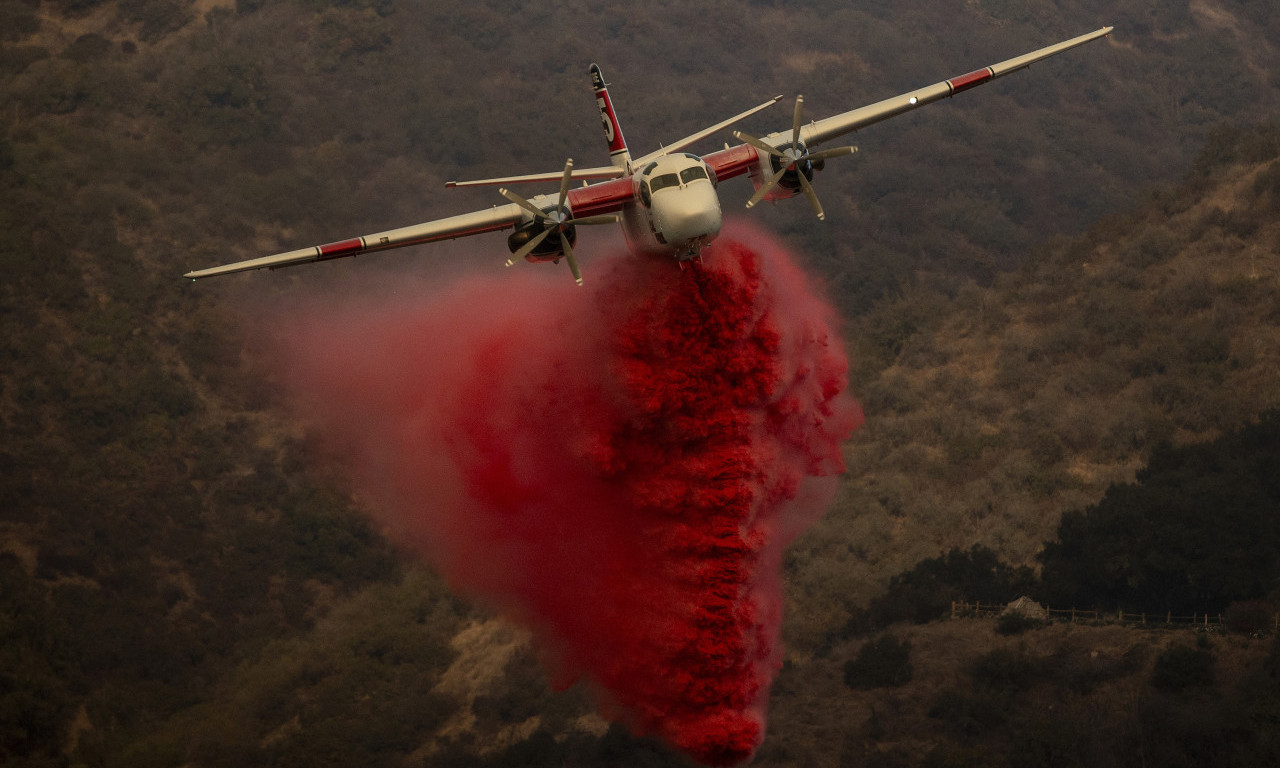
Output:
[
  {"xmin": 844, "ymin": 635, "xmax": 913, "ymax": 689},
  {"xmin": 996, "ymin": 612, "xmax": 1043, "ymax": 636},
  {"xmin": 63, "ymin": 33, "xmax": 112, "ymax": 62},
  {"xmin": 971, "ymin": 647, "xmax": 1041, "ymax": 692},
  {"xmin": 118, "ymin": 0, "xmax": 194, "ymax": 42},
  {"xmin": 1120, "ymin": 226, "xmax": 1180, "ymax": 269},
  {"xmin": 0, "ymin": 1, "xmax": 40, "ymax": 41},
  {"xmin": 1151, "ymin": 645, "xmax": 1215, "ymax": 692}
]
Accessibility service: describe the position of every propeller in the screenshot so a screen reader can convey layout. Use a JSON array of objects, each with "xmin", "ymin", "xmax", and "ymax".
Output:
[
  {"xmin": 498, "ymin": 159, "xmax": 618, "ymax": 285},
  {"xmin": 734, "ymin": 95, "xmax": 858, "ymax": 220}
]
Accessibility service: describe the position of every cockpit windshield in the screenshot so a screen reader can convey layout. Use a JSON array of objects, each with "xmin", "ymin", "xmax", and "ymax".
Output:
[
  {"xmin": 648, "ymin": 173, "xmax": 680, "ymax": 194},
  {"xmin": 646, "ymin": 166, "xmax": 709, "ymax": 198},
  {"xmin": 680, "ymin": 166, "xmax": 708, "ymax": 184}
]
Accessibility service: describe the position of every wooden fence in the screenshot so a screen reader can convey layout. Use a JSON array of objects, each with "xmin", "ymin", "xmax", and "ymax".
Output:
[{"xmin": 950, "ymin": 600, "xmax": 1280, "ymax": 631}]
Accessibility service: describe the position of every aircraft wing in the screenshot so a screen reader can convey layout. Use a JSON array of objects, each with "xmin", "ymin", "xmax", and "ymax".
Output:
[
  {"xmin": 800, "ymin": 26, "xmax": 1113, "ymax": 148},
  {"xmin": 631, "ymin": 95, "xmax": 783, "ymax": 166},
  {"xmin": 445, "ymin": 166, "xmax": 624, "ymax": 188},
  {"xmin": 184, "ymin": 203, "xmax": 525, "ymax": 279}
]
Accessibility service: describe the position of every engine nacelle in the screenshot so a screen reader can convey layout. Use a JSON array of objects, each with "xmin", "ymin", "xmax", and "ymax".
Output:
[
  {"xmin": 748, "ymin": 141, "xmax": 824, "ymax": 203},
  {"xmin": 506, "ymin": 207, "xmax": 577, "ymax": 264}
]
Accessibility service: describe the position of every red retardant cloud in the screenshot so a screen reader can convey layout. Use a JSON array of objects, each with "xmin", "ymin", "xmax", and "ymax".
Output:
[{"xmin": 271, "ymin": 221, "xmax": 863, "ymax": 766}]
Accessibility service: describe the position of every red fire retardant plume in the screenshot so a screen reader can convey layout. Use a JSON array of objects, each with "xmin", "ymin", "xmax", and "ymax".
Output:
[{"xmin": 272, "ymin": 222, "xmax": 863, "ymax": 766}]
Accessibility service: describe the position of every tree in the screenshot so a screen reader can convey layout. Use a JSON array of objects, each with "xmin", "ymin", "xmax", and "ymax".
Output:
[{"xmin": 863, "ymin": 546, "xmax": 1037, "ymax": 628}]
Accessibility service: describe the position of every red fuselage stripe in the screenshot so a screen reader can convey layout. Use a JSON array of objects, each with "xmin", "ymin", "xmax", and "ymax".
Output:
[{"xmin": 948, "ymin": 68, "xmax": 994, "ymax": 94}]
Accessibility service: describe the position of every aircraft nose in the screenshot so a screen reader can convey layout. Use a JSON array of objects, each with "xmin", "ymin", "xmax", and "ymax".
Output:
[{"xmin": 657, "ymin": 185, "xmax": 722, "ymax": 245}]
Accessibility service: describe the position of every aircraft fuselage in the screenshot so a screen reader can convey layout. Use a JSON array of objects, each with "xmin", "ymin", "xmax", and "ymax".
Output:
[{"xmin": 621, "ymin": 154, "xmax": 722, "ymax": 260}]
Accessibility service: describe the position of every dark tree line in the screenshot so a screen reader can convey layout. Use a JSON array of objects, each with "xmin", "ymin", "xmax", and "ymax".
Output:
[
  {"xmin": 855, "ymin": 414, "xmax": 1274, "ymax": 629},
  {"xmin": 1039, "ymin": 410, "xmax": 1280, "ymax": 615},
  {"xmin": 842, "ymin": 411, "xmax": 1280, "ymax": 636}
]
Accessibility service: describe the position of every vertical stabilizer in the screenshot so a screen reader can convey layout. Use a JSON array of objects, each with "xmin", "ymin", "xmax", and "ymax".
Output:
[{"xmin": 590, "ymin": 64, "xmax": 631, "ymax": 170}]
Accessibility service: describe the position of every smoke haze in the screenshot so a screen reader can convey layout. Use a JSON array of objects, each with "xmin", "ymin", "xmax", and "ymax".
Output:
[{"xmin": 270, "ymin": 222, "xmax": 862, "ymax": 765}]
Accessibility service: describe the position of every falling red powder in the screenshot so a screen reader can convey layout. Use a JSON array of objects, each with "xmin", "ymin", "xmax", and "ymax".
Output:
[{"xmin": 270, "ymin": 221, "xmax": 862, "ymax": 766}]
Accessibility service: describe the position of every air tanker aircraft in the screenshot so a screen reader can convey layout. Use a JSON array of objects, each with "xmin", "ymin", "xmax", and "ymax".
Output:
[{"xmin": 185, "ymin": 27, "xmax": 1113, "ymax": 285}]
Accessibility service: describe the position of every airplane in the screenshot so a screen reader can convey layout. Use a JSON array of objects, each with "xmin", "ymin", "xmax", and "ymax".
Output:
[{"xmin": 184, "ymin": 26, "xmax": 1113, "ymax": 285}]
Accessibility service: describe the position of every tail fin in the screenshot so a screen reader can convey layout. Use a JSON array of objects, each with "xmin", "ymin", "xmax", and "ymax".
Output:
[{"xmin": 590, "ymin": 64, "xmax": 631, "ymax": 171}]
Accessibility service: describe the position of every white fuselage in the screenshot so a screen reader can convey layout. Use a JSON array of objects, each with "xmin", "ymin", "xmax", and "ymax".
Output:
[{"xmin": 619, "ymin": 154, "xmax": 723, "ymax": 260}]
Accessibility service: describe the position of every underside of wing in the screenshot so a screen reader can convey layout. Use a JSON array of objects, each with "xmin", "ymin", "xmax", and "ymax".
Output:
[{"xmin": 184, "ymin": 203, "xmax": 525, "ymax": 279}]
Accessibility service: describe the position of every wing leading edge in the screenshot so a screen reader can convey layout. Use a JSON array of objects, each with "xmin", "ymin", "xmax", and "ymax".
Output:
[
  {"xmin": 702, "ymin": 27, "xmax": 1112, "ymax": 185},
  {"xmin": 800, "ymin": 26, "xmax": 1113, "ymax": 148},
  {"xmin": 184, "ymin": 204, "xmax": 527, "ymax": 280}
]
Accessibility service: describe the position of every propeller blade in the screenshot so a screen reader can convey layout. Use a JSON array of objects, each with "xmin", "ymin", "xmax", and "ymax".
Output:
[
  {"xmin": 507, "ymin": 226, "xmax": 553, "ymax": 266},
  {"xmin": 809, "ymin": 145, "xmax": 858, "ymax": 162},
  {"xmin": 733, "ymin": 130, "xmax": 787, "ymax": 159},
  {"xmin": 559, "ymin": 232, "xmax": 583, "ymax": 285},
  {"xmin": 791, "ymin": 95, "xmax": 804, "ymax": 149},
  {"xmin": 500, "ymin": 188, "xmax": 550, "ymax": 220},
  {"xmin": 796, "ymin": 171, "xmax": 825, "ymax": 220},
  {"xmin": 744, "ymin": 164, "xmax": 790, "ymax": 209},
  {"xmin": 557, "ymin": 158, "xmax": 574, "ymax": 210}
]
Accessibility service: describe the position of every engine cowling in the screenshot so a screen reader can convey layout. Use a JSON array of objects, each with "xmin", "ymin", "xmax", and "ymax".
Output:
[
  {"xmin": 765, "ymin": 141, "xmax": 823, "ymax": 197},
  {"xmin": 735, "ymin": 95, "xmax": 857, "ymax": 219},
  {"xmin": 507, "ymin": 206, "xmax": 576, "ymax": 263}
]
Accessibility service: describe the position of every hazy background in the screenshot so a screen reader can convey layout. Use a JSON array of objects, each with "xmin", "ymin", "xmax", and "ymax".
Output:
[{"xmin": 3, "ymin": 0, "xmax": 1279, "ymax": 766}]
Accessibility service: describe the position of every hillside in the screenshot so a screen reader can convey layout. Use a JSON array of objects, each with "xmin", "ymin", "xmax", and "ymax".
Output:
[
  {"xmin": 770, "ymin": 615, "xmax": 1280, "ymax": 767},
  {"xmin": 783, "ymin": 123, "xmax": 1280, "ymax": 645},
  {"xmin": 3, "ymin": 0, "xmax": 1280, "ymax": 766}
]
